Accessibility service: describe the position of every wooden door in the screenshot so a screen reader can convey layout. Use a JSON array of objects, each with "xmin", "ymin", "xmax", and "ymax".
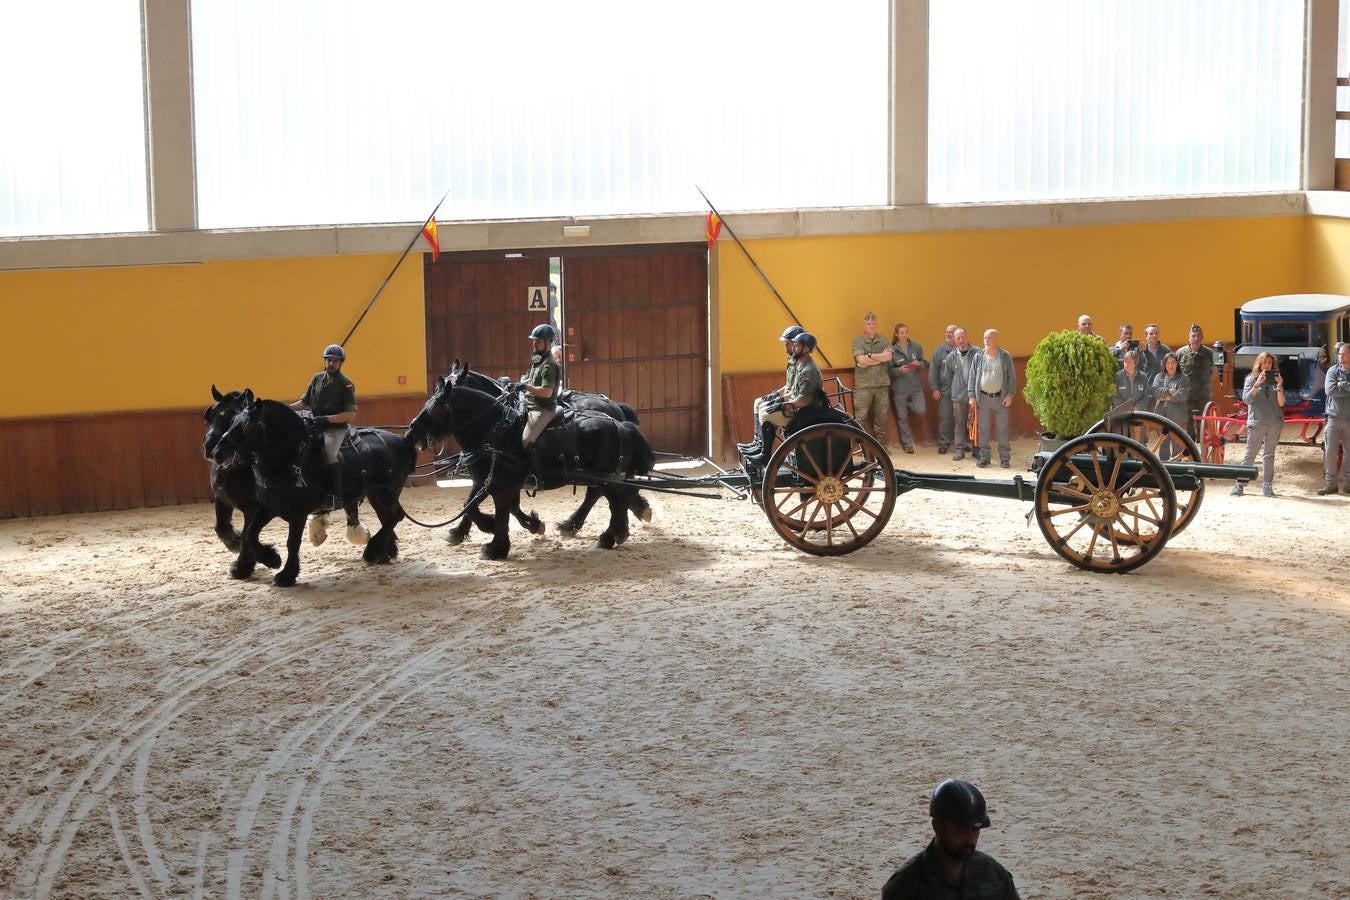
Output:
[
  {"xmin": 424, "ymin": 255, "xmax": 552, "ymax": 389},
  {"xmin": 561, "ymin": 246, "xmax": 708, "ymax": 457}
]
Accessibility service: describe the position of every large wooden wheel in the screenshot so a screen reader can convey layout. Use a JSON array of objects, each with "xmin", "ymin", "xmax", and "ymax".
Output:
[
  {"xmin": 1034, "ymin": 433, "xmax": 1176, "ymax": 574},
  {"xmin": 1087, "ymin": 410, "xmax": 1204, "ymax": 536},
  {"xmin": 1199, "ymin": 400, "xmax": 1226, "ymax": 464},
  {"xmin": 761, "ymin": 423, "xmax": 896, "ymax": 555}
]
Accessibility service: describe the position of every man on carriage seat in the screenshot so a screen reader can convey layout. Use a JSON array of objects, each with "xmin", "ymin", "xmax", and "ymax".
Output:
[
  {"xmin": 737, "ymin": 324, "xmax": 804, "ymax": 457},
  {"xmin": 290, "ymin": 343, "xmax": 357, "ymax": 511},
  {"xmin": 744, "ymin": 332, "xmax": 826, "ymax": 467},
  {"xmin": 515, "ymin": 323, "xmax": 563, "ymax": 483}
]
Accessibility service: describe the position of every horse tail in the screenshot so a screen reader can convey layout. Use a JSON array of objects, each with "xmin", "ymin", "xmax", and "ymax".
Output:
[
  {"xmin": 621, "ymin": 421, "xmax": 656, "ymax": 476},
  {"xmin": 617, "ymin": 402, "xmax": 640, "ymax": 424}
]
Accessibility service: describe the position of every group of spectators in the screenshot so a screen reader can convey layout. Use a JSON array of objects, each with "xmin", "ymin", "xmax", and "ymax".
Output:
[{"xmin": 852, "ymin": 313, "xmax": 1017, "ymax": 469}]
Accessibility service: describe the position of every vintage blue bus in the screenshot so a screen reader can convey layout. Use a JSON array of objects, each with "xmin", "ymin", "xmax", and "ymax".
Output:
[{"xmin": 1232, "ymin": 294, "xmax": 1350, "ymax": 416}]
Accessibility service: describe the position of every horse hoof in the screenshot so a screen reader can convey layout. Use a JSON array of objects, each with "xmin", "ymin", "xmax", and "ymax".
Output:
[
  {"xmin": 528, "ymin": 517, "xmax": 546, "ymax": 536},
  {"xmin": 597, "ymin": 533, "xmax": 617, "ymax": 550},
  {"xmin": 229, "ymin": 562, "xmax": 255, "ymax": 580},
  {"xmin": 257, "ymin": 546, "xmax": 282, "ymax": 569},
  {"xmin": 272, "ymin": 571, "xmax": 297, "ymax": 588},
  {"xmin": 638, "ymin": 506, "xmax": 653, "ymax": 524},
  {"xmin": 480, "ymin": 543, "xmax": 509, "ymax": 560},
  {"xmin": 220, "ymin": 532, "xmax": 243, "ymax": 553},
  {"xmin": 556, "ymin": 521, "xmax": 580, "ymax": 538},
  {"xmin": 613, "ymin": 531, "xmax": 630, "ymax": 546},
  {"xmin": 307, "ymin": 516, "xmax": 328, "ymax": 547},
  {"xmin": 445, "ymin": 529, "xmax": 466, "ymax": 546},
  {"xmin": 346, "ymin": 523, "xmax": 370, "ymax": 546}
]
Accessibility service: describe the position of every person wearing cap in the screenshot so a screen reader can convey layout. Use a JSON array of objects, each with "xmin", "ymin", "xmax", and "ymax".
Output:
[
  {"xmin": 881, "ymin": 778, "xmax": 1020, "ymax": 899},
  {"xmin": 738, "ymin": 325, "xmax": 805, "ymax": 457},
  {"xmin": 745, "ymin": 332, "xmax": 824, "ymax": 467},
  {"xmin": 290, "ymin": 343, "xmax": 358, "ymax": 510},
  {"xmin": 889, "ymin": 323, "xmax": 926, "ymax": 453},
  {"xmin": 1176, "ymin": 323, "xmax": 1216, "ymax": 441},
  {"xmin": 929, "ymin": 325, "xmax": 958, "ymax": 454},
  {"xmin": 518, "ymin": 324, "xmax": 562, "ymax": 479},
  {"xmin": 853, "ymin": 311, "xmax": 893, "ymax": 448}
]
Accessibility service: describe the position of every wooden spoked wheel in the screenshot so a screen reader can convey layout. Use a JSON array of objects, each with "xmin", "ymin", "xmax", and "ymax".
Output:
[
  {"xmin": 1199, "ymin": 401, "xmax": 1226, "ymax": 464},
  {"xmin": 1087, "ymin": 410, "xmax": 1204, "ymax": 536},
  {"xmin": 761, "ymin": 423, "xmax": 896, "ymax": 556},
  {"xmin": 1034, "ymin": 433, "xmax": 1177, "ymax": 574}
]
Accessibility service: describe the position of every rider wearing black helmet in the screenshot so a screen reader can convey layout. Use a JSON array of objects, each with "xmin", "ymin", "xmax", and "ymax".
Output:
[
  {"xmin": 882, "ymin": 779, "xmax": 1020, "ymax": 899},
  {"xmin": 744, "ymin": 331, "xmax": 825, "ymax": 466},
  {"xmin": 518, "ymin": 323, "xmax": 563, "ymax": 479},
  {"xmin": 737, "ymin": 324, "xmax": 807, "ymax": 456},
  {"xmin": 290, "ymin": 343, "xmax": 358, "ymax": 511}
]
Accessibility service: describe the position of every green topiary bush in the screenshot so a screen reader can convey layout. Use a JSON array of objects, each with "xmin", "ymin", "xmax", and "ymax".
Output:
[{"xmin": 1022, "ymin": 330, "xmax": 1118, "ymax": 437}]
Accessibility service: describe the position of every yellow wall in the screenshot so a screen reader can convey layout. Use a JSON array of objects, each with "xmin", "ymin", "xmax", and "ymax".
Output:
[
  {"xmin": 1, "ymin": 254, "xmax": 426, "ymax": 418},
  {"xmin": 716, "ymin": 216, "xmax": 1307, "ymax": 371},
  {"xmin": 1304, "ymin": 216, "xmax": 1350, "ymax": 293}
]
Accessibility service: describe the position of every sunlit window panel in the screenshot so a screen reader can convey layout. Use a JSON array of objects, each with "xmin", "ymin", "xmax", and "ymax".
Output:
[
  {"xmin": 929, "ymin": 0, "xmax": 1304, "ymax": 203},
  {"xmin": 191, "ymin": 0, "xmax": 888, "ymax": 228},
  {"xmin": 0, "ymin": 1, "xmax": 148, "ymax": 237},
  {"xmin": 1338, "ymin": 0, "xmax": 1350, "ymax": 158}
]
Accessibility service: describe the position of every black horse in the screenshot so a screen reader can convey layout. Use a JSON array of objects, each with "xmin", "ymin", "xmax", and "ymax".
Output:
[
  {"xmin": 203, "ymin": 386, "xmax": 367, "ymax": 564},
  {"xmin": 440, "ymin": 369, "xmax": 652, "ymax": 539},
  {"xmin": 214, "ymin": 391, "xmax": 416, "ymax": 586},
  {"xmin": 407, "ymin": 360, "xmax": 655, "ymax": 559}
]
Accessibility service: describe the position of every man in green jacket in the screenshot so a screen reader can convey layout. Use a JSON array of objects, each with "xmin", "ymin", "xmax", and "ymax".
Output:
[{"xmin": 290, "ymin": 343, "xmax": 357, "ymax": 510}]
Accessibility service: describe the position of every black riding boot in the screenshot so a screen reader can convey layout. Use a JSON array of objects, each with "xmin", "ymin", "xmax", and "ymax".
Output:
[
  {"xmin": 326, "ymin": 463, "xmax": 344, "ymax": 511},
  {"xmin": 745, "ymin": 421, "xmax": 778, "ymax": 467}
]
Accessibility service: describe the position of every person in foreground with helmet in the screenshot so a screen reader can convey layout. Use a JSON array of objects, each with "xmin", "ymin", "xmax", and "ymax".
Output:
[
  {"xmin": 881, "ymin": 778, "xmax": 1020, "ymax": 899},
  {"xmin": 745, "ymin": 331, "xmax": 825, "ymax": 467},
  {"xmin": 290, "ymin": 344, "xmax": 358, "ymax": 513},
  {"xmin": 517, "ymin": 323, "xmax": 563, "ymax": 481},
  {"xmin": 737, "ymin": 324, "xmax": 805, "ymax": 457}
]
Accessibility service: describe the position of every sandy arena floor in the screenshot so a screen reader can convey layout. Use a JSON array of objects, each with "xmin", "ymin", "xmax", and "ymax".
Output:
[{"xmin": 1, "ymin": 438, "xmax": 1348, "ymax": 899}]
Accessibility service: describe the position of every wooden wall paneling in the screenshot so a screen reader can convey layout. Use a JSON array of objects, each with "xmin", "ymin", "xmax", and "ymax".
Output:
[
  {"xmin": 0, "ymin": 422, "xmax": 17, "ymax": 518},
  {"xmin": 124, "ymin": 416, "xmax": 148, "ymax": 510},
  {"xmin": 53, "ymin": 421, "xmax": 80, "ymax": 513}
]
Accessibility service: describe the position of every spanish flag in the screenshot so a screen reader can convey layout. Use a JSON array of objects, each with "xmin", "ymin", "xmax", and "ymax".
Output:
[
  {"xmin": 422, "ymin": 219, "xmax": 440, "ymax": 263},
  {"xmin": 706, "ymin": 211, "xmax": 723, "ymax": 250}
]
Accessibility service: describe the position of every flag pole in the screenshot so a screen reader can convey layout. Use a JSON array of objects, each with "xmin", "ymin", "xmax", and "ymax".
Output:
[
  {"xmin": 341, "ymin": 189, "xmax": 450, "ymax": 347},
  {"xmin": 695, "ymin": 185, "xmax": 832, "ymax": 368}
]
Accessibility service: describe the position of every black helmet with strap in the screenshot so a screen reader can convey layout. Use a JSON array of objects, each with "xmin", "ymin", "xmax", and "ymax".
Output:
[
  {"xmin": 322, "ymin": 344, "xmax": 346, "ymax": 360},
  {"xmin": 929, "ymin": 779, "xmax": 991, "ymax": 829},
  {"xmin": 779, "ymin": 325, "xmax": 804, "ymax": 342},
  {"xmin": 529, "ymin": 323, "xmax": 557, "ymax": 343},
  {"xmin": 794, "ymin": 331, "xmax": 817, "ymax": 353}
]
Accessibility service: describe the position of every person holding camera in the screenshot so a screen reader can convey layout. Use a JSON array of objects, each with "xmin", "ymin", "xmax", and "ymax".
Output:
[
  {"xmin": 1232, "ymin": 351, "xmax": 1284, "ymax": 497},
  {"xmin": 1109, "ymin": 323, "xmax": 1138, "ymax": 370}
]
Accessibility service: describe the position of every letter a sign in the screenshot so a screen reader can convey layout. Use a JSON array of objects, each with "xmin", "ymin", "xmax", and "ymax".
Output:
[{"xmin": 527, "ymin": 286, "xmax": 548, "ymax": 311}]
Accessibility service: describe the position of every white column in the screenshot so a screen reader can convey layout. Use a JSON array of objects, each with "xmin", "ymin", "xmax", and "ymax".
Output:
[
  {"xmin": 1305, "ymin": 0, "xmax": 1339, "ymax": 189},
  {"xmin": 142, "ymin": 0, "xmax": 197, "ymax": 231},
  {"xmin": 891, "ymin": 0, "xmax": 929, "ymax": 206}
]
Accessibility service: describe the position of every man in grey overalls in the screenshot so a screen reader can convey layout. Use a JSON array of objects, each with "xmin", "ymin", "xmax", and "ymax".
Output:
[
  {"xmin": 941, "ymin": 328, "xmax": 978, "ymax": 461},
  {"xmin": 929, "ymin": 324, "xmax": 958, "ymax": 454},
  {"xmin": 968, "ymin": 329, "xmax": 1017, "ymax": 468},
  {"xmin": 1317, "ymin": 342, "xmax": 1350, "ymax": 495}
]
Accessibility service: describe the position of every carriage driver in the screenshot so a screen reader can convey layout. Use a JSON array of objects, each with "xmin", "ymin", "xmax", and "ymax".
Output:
[
  {"xmin": 517, "ymin": 323, "xmax": 563, "ymax": 478},
  {"xmin": 745, "ymin": 332, "xmax": 825, "ymax": 466},
  {"xmin": 738, "ymin": 324, "xmax": 804, "ymax": 457},
  {"xmin": 290, "ymin": 344, "xmax": 358, "ymax": 510}
]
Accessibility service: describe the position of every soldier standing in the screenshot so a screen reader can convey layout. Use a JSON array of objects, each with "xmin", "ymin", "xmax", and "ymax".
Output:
[
  {"xmin": 929, "ymin": 324, "xmax": 958, "ymax": 454},
  {"xmin": 1175, "ymin": 323, "xmax": 1216, "ymax": 441},
  {"xmin": 852, "ymin": 311, "xmax": 893, "ymax": 447}
]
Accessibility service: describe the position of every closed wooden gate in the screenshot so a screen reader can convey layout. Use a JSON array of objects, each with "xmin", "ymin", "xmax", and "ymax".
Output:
[
  {"xmin": 423, "ymin": 255, "xmax": 551, "ymax": 388},
  {"xmin": 423, "ymin": 245, "xmax": 708, "ymax": 458},
  {"xmin": 561, "ymin": 246, "xmax": 708, "ymax": 457}
]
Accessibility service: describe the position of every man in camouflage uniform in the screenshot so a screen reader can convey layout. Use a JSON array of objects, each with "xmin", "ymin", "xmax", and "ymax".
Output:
[
  {"xmin": 738, "ymin": 325, "xmax": 803, "ymax": 457},
  {"xmin": 1175, "ymin": 323, "xmax": 1216, "ymax": 441},
  {"xmin": 882, "ymin": 779, "xmax": 1020, "ymax": 900},
  {"xmin": 518, "ymin": 323, "xmax": 562, "ymax": 479},
  {"xmin": 852, "ymin": 311, "xmax": 893, "ymax": 446},
  {"xmin": 290, "ymin": 343, "xmax": 358, "ymax": 510},
  {"xmin": 929, "ymin": 324, "xmax": 958, "ymax": 454}
]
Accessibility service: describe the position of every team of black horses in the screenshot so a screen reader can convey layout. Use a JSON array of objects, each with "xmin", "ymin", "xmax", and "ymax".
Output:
[{"xmin": 203, "ymin": 361, "xmax": 657, "ymax": 586}]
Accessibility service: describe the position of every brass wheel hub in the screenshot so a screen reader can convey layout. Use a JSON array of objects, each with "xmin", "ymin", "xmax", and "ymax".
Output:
[
  {"xmin": 816, "ymin": 476, "xmax": 845, "ymax": 504},
  {"xmin": 1090, "ymin": 489, "xmax": 1120, "ymax": 519}
]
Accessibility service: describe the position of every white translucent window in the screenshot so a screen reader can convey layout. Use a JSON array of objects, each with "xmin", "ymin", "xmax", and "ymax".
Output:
[
  {"xmin": 930, "ymin": 0, "xmax": 1305, "ymax": 203},
  {"xmin": 0, "ymin": 1, "xmax": 148, "ymax": 237},
  {"xmin": 1338, "ymin": 0, "xmax": 1350, "ymax": 158},
  {"xmin": 191, "ymin": 0, "xmax": 888, "ymax": 228}
]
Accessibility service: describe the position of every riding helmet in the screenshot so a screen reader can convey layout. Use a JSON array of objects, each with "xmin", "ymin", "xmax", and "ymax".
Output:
[
  {"xmin": 794, "ymin": 332, "xmax": 818, "ymax": 353},
  {"xmin": 529, "ymin": 323, "xmax": 557, "ymax": 343},
  {"xmin": 929, "ymin": 779, "xmax": 991, "ymax": 829},
  {"xmin": 323, "ymin": 344, "xmax": 346, "ymax": 360},
  {"xmin": 779, "ymin": 325, "xmax": 804, "ymax": 342}
]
